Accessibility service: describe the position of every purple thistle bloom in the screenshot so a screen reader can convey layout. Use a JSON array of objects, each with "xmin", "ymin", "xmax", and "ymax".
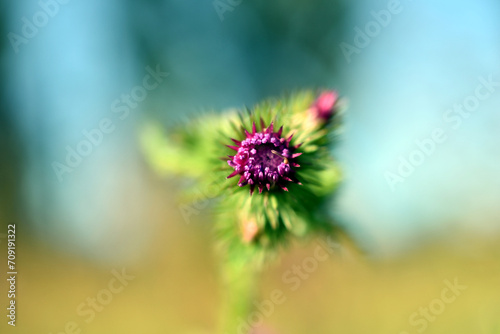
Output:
[{"xmin": 227, "ymin": 120, "xmax": 302, "ymax": 195}]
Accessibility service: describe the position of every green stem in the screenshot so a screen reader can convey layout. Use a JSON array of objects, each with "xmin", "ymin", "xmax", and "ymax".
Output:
[{"xmin": 218, "ymin": 259, "xmax": 260, "ymax": 334}]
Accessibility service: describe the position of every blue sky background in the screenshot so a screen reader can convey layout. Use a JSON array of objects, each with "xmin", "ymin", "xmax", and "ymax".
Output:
[{"xmin": 336, "ymin": 0, "xmax": 500, "ymax": 254}]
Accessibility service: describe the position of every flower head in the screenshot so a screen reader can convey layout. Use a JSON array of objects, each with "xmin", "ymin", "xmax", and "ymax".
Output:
[
  {"xmin": 309, "ymin": 90, "xmax": 339, "ymax": 122},
  {"xmin": 227, "ymin": 120, "xmax": 302, "ymax": 195}
]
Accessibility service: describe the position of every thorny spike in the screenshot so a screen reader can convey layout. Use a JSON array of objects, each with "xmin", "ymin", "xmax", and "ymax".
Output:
[
  {"xmin": 260, "ymin": 117, "xmax": 266, "ymax": 131},
  {"xmin": 227, "ymin": 170, "xmax": 239, "ymax": 179}
]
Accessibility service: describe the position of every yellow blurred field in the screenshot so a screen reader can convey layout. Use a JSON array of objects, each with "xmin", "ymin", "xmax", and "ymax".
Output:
[{"xmin": 3, "ymin": 212, "xmax": 498, "ymax": 334}]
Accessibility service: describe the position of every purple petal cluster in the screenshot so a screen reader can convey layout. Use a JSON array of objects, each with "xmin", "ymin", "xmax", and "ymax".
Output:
[{"xmin": 227, "ymin": 121, "xmax": 302, "ymax": 194}]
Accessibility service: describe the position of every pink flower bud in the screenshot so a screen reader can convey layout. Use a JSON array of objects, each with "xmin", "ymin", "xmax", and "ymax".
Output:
[
  {"xmin": 310, "ymin": 90, "xmax": 339, "ymax": 122},
  {"xmin": 241, "ymin": 220, "xmax": 259, "ymax": 243}
]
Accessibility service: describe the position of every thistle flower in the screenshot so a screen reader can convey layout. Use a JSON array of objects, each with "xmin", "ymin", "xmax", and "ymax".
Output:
[{"xmin": 227, "ymin": 120, "xmax": 302, "ymax": 195}]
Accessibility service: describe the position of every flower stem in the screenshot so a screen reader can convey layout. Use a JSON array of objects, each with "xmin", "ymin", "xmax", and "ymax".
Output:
[{"xmin": 218, "ymin": 258, "xmax": 261, "ymax": 334}]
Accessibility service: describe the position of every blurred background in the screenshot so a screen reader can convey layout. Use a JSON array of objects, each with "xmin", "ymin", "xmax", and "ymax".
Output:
[{"xmin": 1, "ymin": 0, "xmax": 499, "ymax": 333}]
